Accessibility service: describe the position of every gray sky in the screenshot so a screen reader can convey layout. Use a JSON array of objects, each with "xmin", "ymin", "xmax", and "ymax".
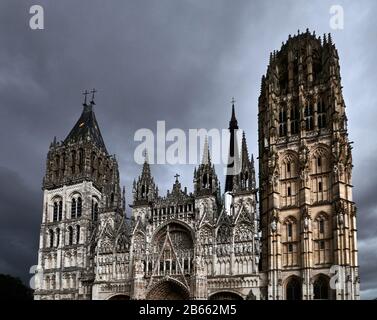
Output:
[{"xmin": 0, "ymin": 0, "xmax": 376, "ymax": 299}]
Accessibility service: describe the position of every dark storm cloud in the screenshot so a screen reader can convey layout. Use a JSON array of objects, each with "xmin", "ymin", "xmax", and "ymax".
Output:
[
  {"xmin": 0, "ymin": 167, "xmax": 40, "ymax": 280},
  {"xmin": 0, "ymin": 0, "xmax": 376, "ymax": 298}
]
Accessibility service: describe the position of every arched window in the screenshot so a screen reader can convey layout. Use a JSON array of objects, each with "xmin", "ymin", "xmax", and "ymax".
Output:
[
  {"xmin": 71, "ymin": 198, "xmax": 76, "ymax": 219},
  {"xmin": 319, "ymin": 219, "xmax": 324, "ymax": 234},
  {"xmin": 313, "ymin": 276, "xmax": 330, "ymax": 299},
  {"xmin": 58, "ymin": 201, "xmax": 63, "ymax": 221},
  {"xmin": 318, "ymin": 100, "xmax": 327, "ymax": 129},
  {"xmin": 61, "ymin": 153, "xmax": 66, "ymax": 177},
  {"xmin": 56, "ymin": 228, "xmax": 60, "ymax": 247},
  {"xmin": 314, "ymin": 213, "xmax": 331, "ymax": 265},
  {"xmin": 45, "ymin": 276, "xmax": 50, "ymax": 290},
  {"xmin": 53, "ymin": 202, "xmax": 58, "ymax": 222},
  {"xmin": 92, "ymin": 201, "xmax": 99, "ymax": 221},
  {"xmin": 286, "ymin": 277, "xmax": 302, "ymax": 300},
  {"xmin": 305, "ymin": 102, "xmax": 314, "ymax": 131},
  {"xmin": 54, "ymin": 155, "xmax": 60, "ymax": 179},
  {"xmin": 202, "ymin": 173, "xmax": 208, "ymax": 188},
  {"xmin": 91, "ymin": 152, "xmax": 97, "ymax": 175},
  {"xmin": 51, "ymin": 275, "xmax": 56, "ymax": 290},
  {"xmin": 49, "ymin": 229, "xmax": 54, "ymax": 248},
  {"xmin": 283, "ymin": 217, "xmax": 298, "ymax": 266},
  {"xmin": 287, "ymin": 223, "xmax": 293, "ymax": 238},
  {"xmin": 68, "ymin": 226, "xmax": 73, "ymax": 245},
  {"xmin": 290, "ymin": 105, "xmax": 299, "ymax": 135},
  {"xmin": 76, "ymin": 225, "xmax": 80, "ymax": 244},
  {"xmin": 141, "ymin": 185, "xmax": 146, "ymax": 198},
  {"xmin": 279, "ymin": 108, "xmax": 287, "ymax": 136},
  {"xmin": 78, "ymin": 149, "xmax": 84, "ymax": 173},
  {"xmin": 77, "ymin": 197, "xmax": 82, "ymax": 218},
  {"xmin": 71, "ymin": 150, "xmax": 76, "ymax": 175}
]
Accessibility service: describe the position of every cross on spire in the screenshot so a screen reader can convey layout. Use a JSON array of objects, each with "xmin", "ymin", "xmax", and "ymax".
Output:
[
  {"xmin": 174, "ymin": 173, "xmax": 180, "ymax": 182},
  {"xmin": 82, "ymin": 90, "xmax": 89, "ymax": 105},
  {"xmin": 90, "ymin": 88, "xmax": 97, "ymax": 105}
]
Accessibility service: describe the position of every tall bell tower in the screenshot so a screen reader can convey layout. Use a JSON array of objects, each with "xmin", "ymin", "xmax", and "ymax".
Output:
[
  {"xmin": 34, "ymin": 90, "xmax": 123, "ymax": 300},
  {"xmin": 258, "ymin": 30, "xmax": 359, "ymax": 300}
]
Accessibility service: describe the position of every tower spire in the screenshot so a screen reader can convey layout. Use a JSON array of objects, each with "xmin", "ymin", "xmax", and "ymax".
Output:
[
  {"xmin": 201, "ymin": 136, "xmax": 211, "ymax": 165},
  {"xmin": 229, "ymin": 98, "xmax": 239, "ymax": 130},
  {"xmin": 241, "ymin": 131, "xmax": 249, "ymax": 164},
  {"xmin": 64, "ymin": 91, "xmax": 107, "ymax": 152},
  {"xmin": 225, "ymin": 99, "xmax": 240, "ymax": 192}
]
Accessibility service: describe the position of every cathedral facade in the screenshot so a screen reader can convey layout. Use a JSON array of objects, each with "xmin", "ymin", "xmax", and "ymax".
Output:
[{"xmin": 34, "ymin": 31, "xmax": 360, "ymax": 300}]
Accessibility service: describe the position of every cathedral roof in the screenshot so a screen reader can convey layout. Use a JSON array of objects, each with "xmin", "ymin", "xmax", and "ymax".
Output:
[{"xmin": 64, "ymin": 102, "xmax": 108, "ymax": 153}]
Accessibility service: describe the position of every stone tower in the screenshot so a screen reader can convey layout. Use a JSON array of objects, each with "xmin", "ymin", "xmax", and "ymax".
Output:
[
  {"xmin": 34, "ymin": 92, "xmax": 124, "ymax": 300},
  {"xmin": 258, "ymin": 30, "xmax": 359, "ymax": 300}
]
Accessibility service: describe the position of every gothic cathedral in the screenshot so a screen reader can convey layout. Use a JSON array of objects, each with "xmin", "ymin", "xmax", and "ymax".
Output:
[{"xmin": 34, "ymin": 31, "xmax": 360, "ymax": 300}]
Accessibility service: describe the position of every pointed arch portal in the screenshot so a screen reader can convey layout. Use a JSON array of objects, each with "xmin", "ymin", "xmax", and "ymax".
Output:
[
  {"xmin": 285, "ymin": 276, "xmax": 302, "ymax": 300},
  {"xmin": 146, "ymin": 280, "xmax": 190, "ymax": 300}
]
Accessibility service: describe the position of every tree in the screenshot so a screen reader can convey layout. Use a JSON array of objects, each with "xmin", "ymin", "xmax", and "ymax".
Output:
[{"xmin": 0, "ymin": 274, "xmax": 33, "ymax": 300}]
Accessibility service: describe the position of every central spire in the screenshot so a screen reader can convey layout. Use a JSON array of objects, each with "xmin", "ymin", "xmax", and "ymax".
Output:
[
  {"xmin": 229, "ymin": 98, "xmax": 239, "ymax": 130},
  {"xmin": 225, "ymin": 99, "xmax": 240, "ymax": 192}
]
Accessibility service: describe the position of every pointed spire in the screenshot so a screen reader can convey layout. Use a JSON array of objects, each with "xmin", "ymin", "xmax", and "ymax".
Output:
[
  {"xmin": 328, "ymin": 33, "xmax": 332, "ymax": 45},
  {"xmin": 229, "ymin": 98, "xmax": 239, "ymax": 130},
  {"xmin": 225, "ymin": 100, "xmax": 240, "ymax": 192},
  {"xmin": 64, "ymin": 91, "xmax": 107, "ymax": 152},
  {"xmin": 134, "ymin": 150, "xmax": 157, "ymax": 203},
  {"xmin": 141, "ymin": 157, "xmax": 150, "ymax": 177},
  {"xmin": 241, "ymin": 131, "xmax": 250, "ymax": 165},
  {"xmin": 201, "ymin": 136, "xmax": 211, "ymax": 165},
  {"xmin": 143, "ymin": 148, "xmax": 149, "ymax": 164},
  {"xmin": 194, "ymin": 137, "xmax": 219, "ymax": 197}
]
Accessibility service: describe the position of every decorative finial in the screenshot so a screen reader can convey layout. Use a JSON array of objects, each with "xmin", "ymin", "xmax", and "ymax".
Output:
[
  {"xmin": 231, "ymin": 97, "xmax": 236, "ymax": 105},
  {"xmin": 82, "ymin": 90, "xmax": 89, "ymax": 106},
  {"xmin": 328, "ymin": 33, "xmax": 332, "ymax": 44},
  {"xmin": 142, "ymin": 148, "xmax": 149, "ymax": 163},
  {"xmin": 90, "ymin": 88, "xmax": 97, "ymax": 105}
]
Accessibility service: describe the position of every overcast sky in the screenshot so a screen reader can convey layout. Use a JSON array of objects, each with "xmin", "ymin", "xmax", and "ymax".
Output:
[{"xmin": 0, "ymin": 0, "xmax": 376, "ymax": 299}]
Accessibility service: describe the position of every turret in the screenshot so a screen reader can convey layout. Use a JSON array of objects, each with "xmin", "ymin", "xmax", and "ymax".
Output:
[{"xmin": 193, "ymin": 137, "xmax": 219, "ymax": 197}]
